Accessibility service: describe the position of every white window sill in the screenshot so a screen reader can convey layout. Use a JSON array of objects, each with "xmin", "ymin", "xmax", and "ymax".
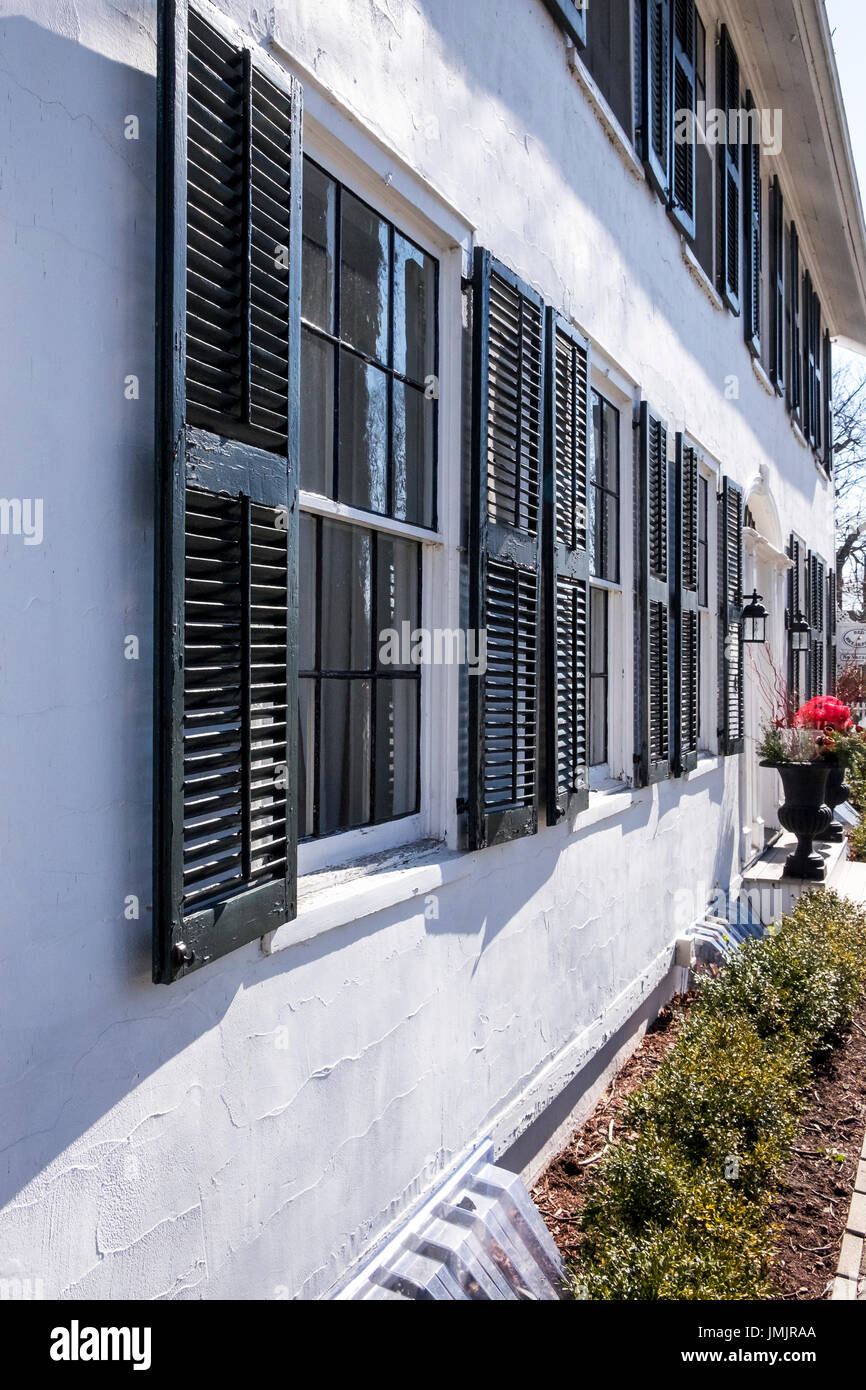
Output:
[
  {"xmin": 262, "ymin": 840, "xmax": 472, "ymax": 955},
  {"xmin": 681, "ymin": 239, "xmax": 723, "ymax": 310},
  {"xmin": 751, "ymin": 355, "xmax": 776, "ymax": 397},
  {"xmin": 685, "ymin": 754, "xmax": 720, "ymax": 783},
  {"xmin": 565, "ymin": 45, "xmax": 644, "ymax": 183},
  {"xmin": 570, "ymin": 779, "xmax": 641, "ymax": 832}
]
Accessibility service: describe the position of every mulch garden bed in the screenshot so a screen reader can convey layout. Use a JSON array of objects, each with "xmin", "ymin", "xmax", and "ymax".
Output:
[
  {"xmin": 533, "ymin": 988, "xmax": 866, "ymax": 1298},
  {"xmin": 769, "ymin": 995, "xmax": 866, "ymax": 1299}
]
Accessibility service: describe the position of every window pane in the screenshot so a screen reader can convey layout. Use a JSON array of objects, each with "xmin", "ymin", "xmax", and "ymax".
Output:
[
  {"xmin": 589, "ymin": 588, "xmax": 607, "ymax": 767},
  {"xmin": 319, "ymin": 678, "xmax": 371, "ymax": 833},
  {"xmin": 602, "ymin": 401, "xmax": 619, "ymax": 492},
  {"xmin": 375, "ymin": 679, "xmax": 418, "ymax": 820},
  {"xmin": 591, "ymin": 391, "xmax": 602, "ymax": 487},
  {"xmin": 377, "ymin": 536, "xmax": 420, "ymax": 669},
  {"xmin": 340, "ymin": 191, "xmax": 389, "ymax": 362},
  {"xmin": 298, "ymin": 677, "xmax": 315, "ymax": 838},
  {"xmin": 393, "ymin": 234, "xmax": 436, "ymax": 383},
  {"xmin": 393, "ymin": 380, "xmax": 434, "ymax": 528},
  {"xmin": 590, "ymin": 678, "xmax": 606, "ymax": 767},
  {"xmin": 321, "ymin": 519, "xmax": 372, "ymax": 670},
  {"xmin": 600, "ymin": 492, "xmax": 619, "ymax": 582},
  {"xmin": 339, "ymin": 351, "xmax": 388, "ymax": 513},
  {"xmin": 302, "ymin": 161, "xmax": 336, "ymax": 332},
  {"xmin": 299, "ymin": 513, "xmax": 317, "ymax": 671},
  {"xmin": 300, "ymin": 328, "xmax": 334, "ymax": 495}
]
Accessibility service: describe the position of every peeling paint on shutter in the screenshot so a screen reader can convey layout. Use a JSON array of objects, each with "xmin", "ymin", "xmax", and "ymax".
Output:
[
  {"xmin": 718, "ymin": 476, "xmax": 744, "ymax": 755},
  {"xmin": 770, "ymin": 176, "xmax": 785, "ymax": 394},
  {"xmin": 717, "ymin": 25, "xmax": 741, "ymax": 313},
  {"xmin": 823, "ymin": 331, "xmax": 833, "ymax": 472},
  {"xmin": 670, "ymin": 0, "xmax": 696, "ymax": 238},
  {"xmin": 469, "ymin": 251, "xmax": 544, "ymax": 849},
  {"xmin": 673, "ymin": 435, "xmax": 699, "ymax": 774},
  {"xmin": 636, "ymin": 403, "xmax": 671, "ymax": 785},
  {"xmin": 642, "ymin": 0, "xmax": 671, "ymax": 199},
  {"xmin": 787, "ymin": 224, "xmax": 802, "ymax": 419},
  {"xmin": 155, "ymin": 1, "xmax": 302, "ymax": 983},
  {"xmin": 545, "ymin": 312, "xmax": 590, "ymax": 822},
  {"xmin": 743, "ymin": 92, "xmax": 761, "ymax": 357}
]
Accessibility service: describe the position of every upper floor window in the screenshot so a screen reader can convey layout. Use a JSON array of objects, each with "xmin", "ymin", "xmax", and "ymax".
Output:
[{"xmin": 589, "ymin": 389, "xmax": 620, "ymax": 582}]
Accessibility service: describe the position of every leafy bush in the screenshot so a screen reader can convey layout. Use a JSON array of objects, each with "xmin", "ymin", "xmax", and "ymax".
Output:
[
  {"xmin": 627, "ymin": 1014, "xmax": 808, "ymax": 1198},
  {"xmin": 569, "ymin": 890, "xmax": 866, "ymax": 1300},
  {"xmin": 698, "ymin": 892, "xmax": 866, "ymax": 1051}
]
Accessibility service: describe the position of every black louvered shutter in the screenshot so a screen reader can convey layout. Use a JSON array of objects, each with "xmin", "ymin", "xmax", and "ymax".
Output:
[
  {"xmin": 743, "ymin": 92, "xmax": 761, "ymax": 356},
  {"xmin": 717, "ymin": 25, "xmax": 740, "ymax": 312},
  {"xmin": 541, "ymin": 0, "xmax": 587, "ymax": 47},
  {"xmin": 802, "ymin": 271, "xmax": 815, "ymax": 444},
  {"xmin": 804, "ymin": 280, "xmax": 822, "ymax": 453},
  {"xmin": 823, "ymin": 330, "xmax": 834, "ymax": 471},
  {"xmin": 641, "ymin": 0, "xmax": 671, "ymax": 199},
  {"xmin": 673, "ymin": 435, "xmax": 699, "ymax": 773},
  {"xmin": 155, "ymin": 2, "xmax": 302, "ymax": 983},
  {"xmin": 808, "ymin": 551, "xmax": 826, "ymax": 697},
  {"xmin": 788, "ymin": 224, "xmax": 802, "ymax": 419},
  {"xmin": 827, "ymin": 569, "xmax": 837, "ymax": 692},
  {"xmin": 469, "ymin": 250, "xmax": 544, "ymax": 849},
  {"xmin": 636, "ymin": 404, "xmax": 671, "ymax": 785},
  {"xmin": 787, "ymin": 533, "xmax": 806, "ymax": 707},
  {"xmin": 718, "ymin": 476, "xmax": 744, "ymax": 754},
  {"xmin": 545, "ymin": 313, "xmax": 590, "ymax": 822},
  {"xmin": 670, "ymin": 0, "xmax": 696, "ymax": 238},
  {"xmin": 770, "ymin": 176, "xmax": 785, "ymax": 394}
]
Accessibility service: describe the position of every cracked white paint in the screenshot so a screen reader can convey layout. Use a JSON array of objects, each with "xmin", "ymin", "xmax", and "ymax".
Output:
[{"xmin": 0, "ymin": 0, "xmax": 836, "ymax": 1301}]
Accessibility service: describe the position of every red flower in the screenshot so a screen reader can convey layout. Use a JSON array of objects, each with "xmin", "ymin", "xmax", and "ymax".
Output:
[{"xmin": 792, "ymin": 696, "xmax": 853, "ymax": 732}]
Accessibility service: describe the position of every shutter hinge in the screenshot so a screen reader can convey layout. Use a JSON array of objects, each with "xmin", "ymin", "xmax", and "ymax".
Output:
[{"xmin": 456, "ymin": 796, "xmax": 468, "ymax": 815}]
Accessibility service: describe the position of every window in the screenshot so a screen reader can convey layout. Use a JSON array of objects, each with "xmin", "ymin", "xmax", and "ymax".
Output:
[
  {"xmin": 299, "ymin": 157, "xmax": 438, "ymax": 842},
  {"xmin": 298, "ymin": 516, "xmax": 421, "ymax": 838},
  {"xmin": 582, "ymin": 0, "xmax": 634, "ymax": 137},
  {"xmin": 301, "ymin": 159, "xmax": 438, "ymax": 527},
  {"xmin": 589, "ymin": 587, "xmax": 609, "ymax": 766},
  {"xmin": 590, "ymin": 389, "xmax": 620, "ymax": 581},
  {"xmin": 697, "ymin": 473, "xmax": 709, "ymax": 609},
  {"xmin": 717, "ymin": 24, "xmax": 741, "ymax": 312},
  {"xmin": 693, "ymin": 10, "xmax": 714, "ymax": 280}
]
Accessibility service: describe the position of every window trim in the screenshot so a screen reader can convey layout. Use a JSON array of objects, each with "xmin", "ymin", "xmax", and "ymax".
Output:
[
  {"xmin": 296, "ymin": 133, "xmax": 466, "ymax": 877},
  {"xmin": 589, "ymin": 360, "xmax": 633, "ymax": 786},
  {"xmin": 541, "ymin": 0, "xmax": 587, "ymax": 48}
]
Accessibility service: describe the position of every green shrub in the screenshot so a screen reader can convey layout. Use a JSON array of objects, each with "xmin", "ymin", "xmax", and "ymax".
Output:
[
  {"xmin": 627, "ymin": 1013, "xmax": 807, "ymax": 1197},
  {"xmin": 568, "ymin": 890, "xmax": 866, "ymax": 1300},
  {"xmin": 697, "ymin": 891, "xmax": 866, "ymax": 1051},
  {"xmin": 575, "ymin": 1138, "xmax": 774, "ymax": 1300}
]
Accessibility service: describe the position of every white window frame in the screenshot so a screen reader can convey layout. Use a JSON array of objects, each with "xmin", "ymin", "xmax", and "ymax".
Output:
[
  {"xmin": 695, "ymin": 448, "xmax": 720, "ymax": 754},
  {"xmin": 296, "ymin": 115, "xmax": 468, "ymax": 876},
  {"xmin": 587, "ymin": 360, "xmax": 635, "ymax": 786}
]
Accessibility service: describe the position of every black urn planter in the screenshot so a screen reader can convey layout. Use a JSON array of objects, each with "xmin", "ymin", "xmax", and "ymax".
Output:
[
  {"xmin": 761, "ymin": 761, "xmax": 832, "ymax": 880},
  {"xmin": 820, "ymin": 758, "xmax": 850, "ymax": 843}
]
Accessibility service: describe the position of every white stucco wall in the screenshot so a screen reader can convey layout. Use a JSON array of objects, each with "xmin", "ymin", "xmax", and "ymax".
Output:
[{"xmin": 0, "ymin": 0, "xmax": 837, "ymax": 1299}]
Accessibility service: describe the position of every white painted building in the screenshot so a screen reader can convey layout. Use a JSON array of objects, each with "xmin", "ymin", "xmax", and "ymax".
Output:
[{"xmin": 1, "ymin": 0, "xmax": 865, "ymax": 1300}]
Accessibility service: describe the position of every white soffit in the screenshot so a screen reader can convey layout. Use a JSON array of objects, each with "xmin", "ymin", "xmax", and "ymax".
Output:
[{"xmin": 730, "ymin": 0, "xmax": 866, "ymax": 348}]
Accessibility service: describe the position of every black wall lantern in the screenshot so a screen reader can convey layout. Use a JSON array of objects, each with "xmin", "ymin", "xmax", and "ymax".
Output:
[
  {"xmin": 742, "ymin": 589, "xmax": 768, "ymax": 644},
  {"xmin": 789, "ymin": 609, "xmax": 810, "ymax": 652}
]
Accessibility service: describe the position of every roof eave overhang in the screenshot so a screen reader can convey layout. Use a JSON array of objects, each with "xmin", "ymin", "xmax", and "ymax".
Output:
[{"xmin": 728, "ymin": 0, "xmax": 866, "ymax": 350}]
